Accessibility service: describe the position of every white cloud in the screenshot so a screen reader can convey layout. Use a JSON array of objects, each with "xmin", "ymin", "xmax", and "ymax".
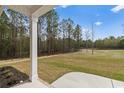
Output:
[
  {"xmin": 60, "ymin": 5, "xmax": 70, "ymax": 8},
  {"xmin": 82, "ymin": 26, "xmax": 88, "ymax": 32},
  {"xmin": 94, "ymin": 21, "xmax": 102, "ymax": 26},
  {"xmin": 111, "ymin": 5, "xmax": 124, "ymax": 13},
  {"xmin": 54, "ymin": 5, "xmax": 70, "ymax": 9}
]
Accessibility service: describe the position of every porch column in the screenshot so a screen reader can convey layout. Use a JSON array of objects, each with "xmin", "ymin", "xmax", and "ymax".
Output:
[{"xmin": 30, "ymin": 16, "xmax": 38, "ymax": 81}]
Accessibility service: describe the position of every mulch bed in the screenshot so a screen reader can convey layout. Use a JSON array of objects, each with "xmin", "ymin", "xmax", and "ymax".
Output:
[{"xmin": 0, "ymin": 66, "xmax": 29, "ymax": 88}]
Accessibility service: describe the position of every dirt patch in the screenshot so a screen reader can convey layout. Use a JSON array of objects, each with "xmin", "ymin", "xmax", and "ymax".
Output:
[{"xmin": 0, "ymin": 66, "xmax": 29, "ymax": 88}]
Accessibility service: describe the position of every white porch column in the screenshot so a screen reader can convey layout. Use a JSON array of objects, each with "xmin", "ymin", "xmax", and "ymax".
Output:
[{"xmin": 30, "ymin": 16, "xmax": 38, "ymax": 81}]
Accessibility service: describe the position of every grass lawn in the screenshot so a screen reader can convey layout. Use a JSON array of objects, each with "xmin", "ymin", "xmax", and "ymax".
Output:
[{"xmin": 0, "ymin": 49, "xmax": 124, "ymax": 84}]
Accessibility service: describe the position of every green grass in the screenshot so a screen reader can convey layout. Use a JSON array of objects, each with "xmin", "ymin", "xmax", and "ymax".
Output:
[{"xmin": 0, "ymin": 49, "xmax": 124, "ymax": 84}]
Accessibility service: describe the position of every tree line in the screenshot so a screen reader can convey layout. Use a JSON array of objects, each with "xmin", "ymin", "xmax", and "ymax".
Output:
[
  {"xmin": 94, "ymin": 36, "xmax": 124, "ymax": 49},
  {"xmin": 0, "ymin": 9, "xmax": 124, "ymax": 59},
  {"xmin": 0, "ymin": 9, "xmax": 30, "ymax": 59},
  {"xmin": 38, "ymin": 10, "xmax": 82, "ymax": 55}
]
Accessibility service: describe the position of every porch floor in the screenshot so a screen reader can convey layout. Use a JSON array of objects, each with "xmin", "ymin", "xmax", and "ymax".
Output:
[{"xmin": 13, "ymin": 79, "xmax": 49, "ymax": 88}]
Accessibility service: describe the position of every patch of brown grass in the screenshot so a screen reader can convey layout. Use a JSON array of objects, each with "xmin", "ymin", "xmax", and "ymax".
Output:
[{"xmin": 0, "ymin": 50, "xmax": 124, "ymax": 83}]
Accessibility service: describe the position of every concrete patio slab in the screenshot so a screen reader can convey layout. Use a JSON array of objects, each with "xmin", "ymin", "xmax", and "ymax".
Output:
[
  {"xmin": 51, "ymin": 72, "xmax": 124, "ymax": 88},
  {"xmin": 112, "ymin": 80, "xmax": 124, "ymax": 88},
  {"xmin": 13, "ymin": 79, "xmax": 48, "ymax": 88}
]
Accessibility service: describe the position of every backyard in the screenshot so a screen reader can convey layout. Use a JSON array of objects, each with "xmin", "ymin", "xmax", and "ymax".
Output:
[{"xmin": 0, "ymin": 49, "xmax": 124, "ymax": 84}]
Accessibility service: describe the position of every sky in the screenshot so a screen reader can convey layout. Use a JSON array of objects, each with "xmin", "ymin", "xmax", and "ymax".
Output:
[{"xmin": 55, "ymin": 5, "xmax": 124, "ymax": 40}]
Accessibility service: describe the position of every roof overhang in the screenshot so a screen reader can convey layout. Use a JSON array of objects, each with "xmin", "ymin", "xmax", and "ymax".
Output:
[{"xmin": 0, "ymin": 5, "xmax": 55, "ymax": 17}]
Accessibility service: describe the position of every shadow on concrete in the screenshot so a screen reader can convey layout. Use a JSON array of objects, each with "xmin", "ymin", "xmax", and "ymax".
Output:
[{"xmin": 0, "ymin": 66, "xmax": 29, "ymax": 88}]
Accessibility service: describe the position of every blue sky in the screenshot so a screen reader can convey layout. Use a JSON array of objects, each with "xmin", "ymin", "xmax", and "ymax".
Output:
[{"xmin": 55, "ymin": 5, "xmax": 124, "ymax": 40}]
